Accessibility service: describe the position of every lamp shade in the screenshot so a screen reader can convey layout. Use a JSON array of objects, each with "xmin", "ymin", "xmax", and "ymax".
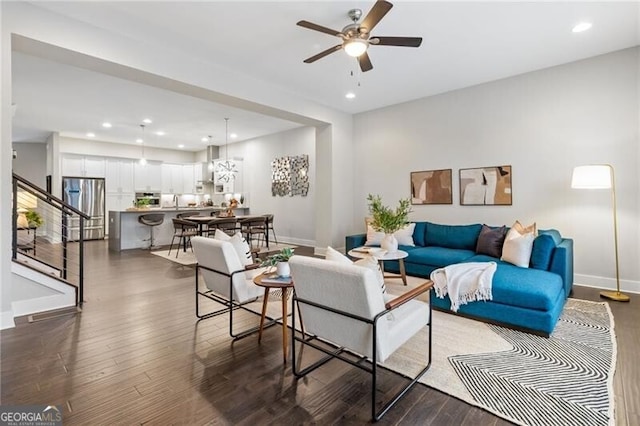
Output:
[{"xmin": 571, "ymin": 165, "xmax": 612, "ymax": 189}]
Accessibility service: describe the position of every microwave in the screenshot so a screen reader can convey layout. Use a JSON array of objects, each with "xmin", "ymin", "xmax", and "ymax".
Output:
[{"xmin": 135, "ymin": 192, "xmax": 161, "ymax": 206}]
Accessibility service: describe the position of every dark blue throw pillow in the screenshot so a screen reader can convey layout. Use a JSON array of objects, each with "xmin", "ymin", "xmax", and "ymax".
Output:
[{"xmin": 530, "ymin": 234, "xmax": 556, "ymax": 270}]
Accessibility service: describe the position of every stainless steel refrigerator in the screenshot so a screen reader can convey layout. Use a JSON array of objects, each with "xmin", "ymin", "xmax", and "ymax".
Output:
[{"xmin": 62, "ymin": 177, "xmax": 106, "ymax": 241}]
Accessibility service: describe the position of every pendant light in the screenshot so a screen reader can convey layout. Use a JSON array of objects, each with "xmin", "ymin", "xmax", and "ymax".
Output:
[
  {"xmin": 207, "ymin": 136, "xmax": 215, "ymax": 172},
  {"xmin": 214, "ymin": 118, "xmax": 238, "ymax": 183},
  {"xmin": 139, "ymin": 124, "xmax": 147, "ymax": 166}
]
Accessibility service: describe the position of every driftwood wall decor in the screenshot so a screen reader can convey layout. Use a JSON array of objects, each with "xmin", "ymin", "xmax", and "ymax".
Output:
[{"xmin": 271, "ymin": 154, "xmax": 309, "ymax": 197}]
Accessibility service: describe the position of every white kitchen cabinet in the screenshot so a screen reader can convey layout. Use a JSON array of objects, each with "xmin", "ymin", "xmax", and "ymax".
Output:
[
  {"xmin": 161, "ymin": 163, "xmax": 184, "ymax": 194},
  {"xmin": 134, "ymin": 161, "xmax": 162, "ymax": 192},
  {"xmin": 193, "ymin": 163, "xmax": 203, "ymax": 185},
  {"xmin": 106, "ymin": 192, "xmax": 135, "ymax": 214},
  {"xmin": 105, "ymin": 159, "xmax": 134, "ymax": 194},
  {"xmin": 61, "ymin": 155, "xmax": 106, "ymax": 178},
  {"xmin": 182, "ymin": 164, "xmax": 195, "ymax": 194}
]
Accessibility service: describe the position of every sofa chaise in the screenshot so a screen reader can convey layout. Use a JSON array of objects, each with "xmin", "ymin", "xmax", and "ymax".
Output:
[{"xmin": 345, "ymin": 222, "xmax": 573, "ymax": 336}]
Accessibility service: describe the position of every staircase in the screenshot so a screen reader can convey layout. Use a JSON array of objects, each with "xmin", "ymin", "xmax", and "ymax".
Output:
[{"xmin": 12, "ymin": 173, "xmax": 89, "ymax": 313}]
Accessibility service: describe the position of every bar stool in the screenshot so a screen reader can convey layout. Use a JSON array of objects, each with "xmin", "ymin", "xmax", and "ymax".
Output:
[{"xmin": 138, "ymin": 213, "xmax": 165, "ymax": 249}]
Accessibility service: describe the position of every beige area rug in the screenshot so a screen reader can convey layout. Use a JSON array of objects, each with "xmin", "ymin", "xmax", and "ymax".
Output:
[
  {"xmin": 383, "ymin": 276, "xmax": 616, "ymax": 426},
  {"xmin": 151, "ymin": 242, "xmax": 298, "ymax": 266}
]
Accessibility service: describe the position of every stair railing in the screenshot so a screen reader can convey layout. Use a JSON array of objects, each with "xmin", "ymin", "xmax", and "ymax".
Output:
[{"xmin": 12, "ymin": 173, "xmax": 90, "ymax": 307}]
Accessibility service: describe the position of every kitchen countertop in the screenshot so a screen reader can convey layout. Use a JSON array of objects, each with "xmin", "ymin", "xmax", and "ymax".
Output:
[{"xmin": 120, "ymin": 206, "xmax": 248, "ymax": 213}]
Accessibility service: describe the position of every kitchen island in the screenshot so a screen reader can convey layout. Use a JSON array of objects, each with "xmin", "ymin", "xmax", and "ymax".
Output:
[{"xmin": 108, "ymin": 207, "xmax": 250, "ymax": 251}]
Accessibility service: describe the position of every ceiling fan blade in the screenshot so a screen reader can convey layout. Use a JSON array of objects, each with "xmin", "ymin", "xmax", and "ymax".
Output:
[
  {"xmin": 360, "ymin": 0, "xmax": 393, "ymax": 33},
  {"xmin": 297, "ymin": 20, "xmax": 342, "ymax": 37},
  {"xmin": 358, "ymin": 52, "xmax": 373, "ymax": 72},
  {"xmin": 303, "ymin": 45, "xmax": 343, "ymax": 63},
  {"xmin": 370, "ymin": 36, "xmax": 423, "ymax": 47}
]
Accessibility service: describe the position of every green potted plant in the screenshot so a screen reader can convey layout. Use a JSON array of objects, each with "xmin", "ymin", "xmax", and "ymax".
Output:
[
  {"xmin": 25, "ymin": 210, "xmax": 43, "ymax": 228},
  {"xmin": 260, "ymin": 247, "xmax": 295, "ymax": 277},
  {"xmin": 367, "ymin": 194, "xmax": 411, "ymax": 252},
  {"xmin": 136, "ymin": 197, "xmax": 151, "ymax": 209}
]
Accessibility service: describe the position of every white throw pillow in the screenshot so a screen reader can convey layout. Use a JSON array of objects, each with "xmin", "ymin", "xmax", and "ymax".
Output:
[
  {"xmin": 501, "ymin": 223, "xmax": 536, "ymax": 268},
  {"xmin": 325, "ymin": 246, "xmax": 352, "ymax": 264},
  {"xmin": 325, "ymin": 246, "xmax": 386, "ymax": 293},
  {"xmin": 394, "ymin": 223, "xmax": 416, "ymax": 246},
  {"xmin": 214, "ymin": 229, "xmax": 253, "ymax": 266},
  {"xmin": 365, "ymin": 225, "xmax": 385, "ymax": 246},
  {"xmin": 365, "ymin": 223, "xmax": 415, "ymax": 247},
  {"xmin": 354, "ymin": 255, "xmax": 386, "ymax": 293}
]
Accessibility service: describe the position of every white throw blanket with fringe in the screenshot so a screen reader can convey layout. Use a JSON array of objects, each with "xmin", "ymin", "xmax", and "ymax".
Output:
[{"xmin": 430, "ymin": 262, "xmax": 497, "ymax": 312}]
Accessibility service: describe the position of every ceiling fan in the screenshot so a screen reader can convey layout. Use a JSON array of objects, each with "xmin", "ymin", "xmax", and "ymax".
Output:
[{"xmin": 297, "ymin": 0, "xmax": 422, "ymax": 72}]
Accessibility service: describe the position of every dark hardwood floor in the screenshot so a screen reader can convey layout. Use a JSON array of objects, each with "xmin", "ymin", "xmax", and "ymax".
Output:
[{"xmin": 1, "ymin": 240, "xmax": 638, "ymax": 425}]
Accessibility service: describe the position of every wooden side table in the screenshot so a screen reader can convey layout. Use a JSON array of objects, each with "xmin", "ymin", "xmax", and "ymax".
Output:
[{"xmin": 253, "ymin": 272, "xmax": 304, "ymax": 363}]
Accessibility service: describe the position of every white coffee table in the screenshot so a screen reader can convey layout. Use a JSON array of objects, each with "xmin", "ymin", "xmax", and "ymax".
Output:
[{"xmin": 348, "ymin": 247, "xmax": 409, "ymax": 285}]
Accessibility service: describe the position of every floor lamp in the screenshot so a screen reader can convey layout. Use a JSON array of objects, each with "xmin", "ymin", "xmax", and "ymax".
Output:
[{"xmin": 571, "ymin": 164, "xmax": 630, "ymax": 302}]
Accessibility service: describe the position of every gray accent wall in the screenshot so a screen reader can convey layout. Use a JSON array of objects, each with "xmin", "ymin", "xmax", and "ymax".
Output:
[{"xmin": 353, "ymin": 47, "xmax": 639, "ymax": 294}]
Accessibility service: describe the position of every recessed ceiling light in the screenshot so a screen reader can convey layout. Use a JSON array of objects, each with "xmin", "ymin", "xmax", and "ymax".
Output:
[
  {"xmin": 136, "ymin": 138, "xmax": 143, "ymax": 144},
  {"xmin": 230, "ymin": 133, "xmax": 238, "ymax": 139},
  {"xmin": 201, "ymin": 137, "xmax": 208, "ymax": 142},
  {"xmin": 572, "ymin": 22, "xmax": 592, "ymax": 33},
  {"xmin": 102, "ymin": 122, "xmax": 112, "ymax": 128},
  {"xmin": 142, "ymin": 118, "xmax": 152, "ymax": 124},
  {"xmin": 155, "ymin": 131, "xmax": 165, "ymax": 136},
  {"xmin": 178, "ymin": 144, "xmax": 185, "ymax": 149},
  {"xmin": 345, "ymin": 92, "xmax": 356, "ymax": 99},
  {"xmin": 86, "ymin": 132, "xmax": 95, "ymax": 138}
]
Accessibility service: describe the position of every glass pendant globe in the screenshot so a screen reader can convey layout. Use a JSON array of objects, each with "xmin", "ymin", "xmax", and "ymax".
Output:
[{"xmin": 344, "ymin": 39, "xmax": 368, "ymax": 57}]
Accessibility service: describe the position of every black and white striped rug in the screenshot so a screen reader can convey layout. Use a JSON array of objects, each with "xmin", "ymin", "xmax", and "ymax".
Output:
[
  {"xmin": 449, "ymin": 299, "xmax": 615, "ymax": 426},
  {"xmin": 381, "ymin": 283, "xmax": 616, "ymax": 426}
]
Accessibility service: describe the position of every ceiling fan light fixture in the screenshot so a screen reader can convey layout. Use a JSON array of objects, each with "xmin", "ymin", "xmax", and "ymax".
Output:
[{"xmin": 344, "ymin": 39, "xmax": 368, "ymax": 57}]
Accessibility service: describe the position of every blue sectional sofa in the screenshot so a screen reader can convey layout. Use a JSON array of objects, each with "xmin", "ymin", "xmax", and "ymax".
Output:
[{"xmin": 345, "ymin": 222, "xmax": 574, "ymax": 336}]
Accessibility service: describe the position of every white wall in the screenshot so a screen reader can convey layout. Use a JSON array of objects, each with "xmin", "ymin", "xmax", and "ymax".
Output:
[
  {"xmin": 353, "ymin": 48, "xmax": 640, "ymax": 294},
  {"xmin": 225, "ymin": 126, "xmax": 316, "ymax": 246},
  {"xmin": 12, "ymin": 142, "xmax": 46, "ymax": 187},
  {"xmin": 1, "ymin": 2, "xmax": 14, "ymax": 329}
]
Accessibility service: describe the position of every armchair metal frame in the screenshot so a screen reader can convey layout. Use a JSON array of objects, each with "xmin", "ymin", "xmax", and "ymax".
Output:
[
  {"xmin": 195, "ymin": 262, "xmax": 282, "ymax": 340},
  {"xmin": 292, "ymin": 282, "xmax": 433, "ymax": 422}
]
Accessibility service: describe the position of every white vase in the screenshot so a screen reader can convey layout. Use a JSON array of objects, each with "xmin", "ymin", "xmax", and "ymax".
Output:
[
  {"xmin": 381, "ymin": 234, "xmax": 398, "ymax": 252},
  {"xmin": 276, "ymin": 261, "xmax": 290, "ymax": 278}
]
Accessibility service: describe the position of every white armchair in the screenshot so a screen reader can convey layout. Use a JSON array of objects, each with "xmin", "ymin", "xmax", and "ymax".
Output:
[
  {"xmin": 192, "ymin": 236, "xmax": 275, "ymax": 339},
  {"xmin": 289, "ymin": 255, "xmax": 433, "ymax": 421}
]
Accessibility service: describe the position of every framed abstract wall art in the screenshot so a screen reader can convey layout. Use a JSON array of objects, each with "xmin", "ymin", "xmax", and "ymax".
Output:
[
  {"xmin": 459, "ymin": 165, "xmax": 512, "ymax": 205},
  {"xmin": 410, "ymin": 169, "xmax": 453, "ymax": 205}
]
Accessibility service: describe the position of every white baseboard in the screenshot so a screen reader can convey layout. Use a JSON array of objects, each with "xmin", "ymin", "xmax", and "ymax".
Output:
[
  {"xmin": 574, "ymin": 273, "xmax": 640, "ymax": 295},
  {"xmin": 0, "ymin": 310, "xmax": 16, "ymax": 330}
]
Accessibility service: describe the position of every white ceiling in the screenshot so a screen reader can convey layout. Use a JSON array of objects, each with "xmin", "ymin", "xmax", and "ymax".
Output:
[{"xmin": 11, "ymin": 1, "xmax": 640, "ymax": 151}]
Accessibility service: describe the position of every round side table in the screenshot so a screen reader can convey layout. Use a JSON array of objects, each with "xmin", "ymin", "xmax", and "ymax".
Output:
[{"xmin": 348, "ymin": 248, "xmax": 409, "ymax": 285}]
